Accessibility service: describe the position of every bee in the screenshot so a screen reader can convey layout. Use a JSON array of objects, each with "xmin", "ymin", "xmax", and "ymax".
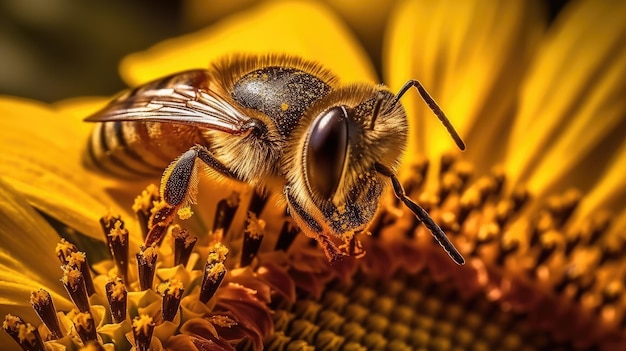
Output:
[{"xmin": 85, "ymin": 54, "xmax": 466, "ymax": 265}]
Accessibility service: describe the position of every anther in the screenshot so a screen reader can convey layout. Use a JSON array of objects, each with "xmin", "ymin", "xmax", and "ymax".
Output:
[
  {"xmin": 172, "ymin": 226, "xmax": 197, "ymax": 267},
  {"xmin": 62, "ymin": 264, "xmax": 90, "ymax": 313},
  {"xmin": 213, "ymin": 192, "xmax": 240, "ymax": 234},
  {"xmin": 133, "ymin": 184, "xmax": 160, "ymax": 239},
  {"xmin": 145, "ymin": 200, "xmax": 177, "ymax": 247},
  {"xmin": 199, "ymin": 243, "xmax": 229, "ymax": 303},
  {"xmin": 2, "ymin": 314, "xmax": 46, "ymax": 351},
  {"xmin": 56, "ymin": 239, "xmax": 95, "ymax": 296},
  {"xmin": 275, "ymin": 220, "xmax": 300, "ymax": 251},
  {"xmin": 105, "ymin": 278, "xmax": 127, "ymax": 323},
  {"xmin": 72, "ymin": 311, "xmax": 97, "ymax": 344},
  {"xmin": 30, "ymin": 289, "xmax": 63, "ymax": 339},
  {"xmin": 158, "ymin": 279, "xmax": 184, "ymax": 322},
  {"xmin": 241, "ymin": 212, "xmax": 265, "ymax": 267},
  {"xmin": 100, "ymin": 215, "xmax": 129, "ymax": 284},
  {"xmin": 132, "ymin": 315, "xmax": 155, "ymax": 351},
  {"xmin": 137, "ymin": 246, "xmax": 158, "ymax": 291}
]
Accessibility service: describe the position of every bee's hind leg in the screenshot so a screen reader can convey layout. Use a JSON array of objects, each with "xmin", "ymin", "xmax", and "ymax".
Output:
[{"xmin": 145, "ymin": 145, "xmax": 238, "ymax": 246}]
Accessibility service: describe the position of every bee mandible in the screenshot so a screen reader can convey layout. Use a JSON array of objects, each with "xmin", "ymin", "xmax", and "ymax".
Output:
[{"xmin": 85, "ymin": 54, "xmax": 466, "ymax": 265}]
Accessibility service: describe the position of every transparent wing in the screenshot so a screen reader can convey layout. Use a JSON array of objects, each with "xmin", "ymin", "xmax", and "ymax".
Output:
[{"xmin": 84, "ymin": 70, "xmax": 252, "ymax": 134}]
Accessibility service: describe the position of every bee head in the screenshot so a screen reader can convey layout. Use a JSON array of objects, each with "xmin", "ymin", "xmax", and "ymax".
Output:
[{"xmin": 284, "ymin": 84, "xmax": 408, "ymax": 237}]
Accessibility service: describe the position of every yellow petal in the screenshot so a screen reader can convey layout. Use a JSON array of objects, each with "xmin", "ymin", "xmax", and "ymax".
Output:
[
  {"xmin": 0, "ymin": 97, "xmax": 143, "ymax": 241},
  {"xmin": 120, "ymin": 1, "xmax": 376, "ymax": 86},
  {"xmin": 575, "ymin": 138, "xmax": 626, "ymax": 221},
  {"xmin": 385, "ymin": 0, "xmax": 544, "ymax": 170},
  {"xmin": 0, "ymin": 179, "xmax": 73, "ymax": 348},
  {"xmin": 506, "ymin": 0, "xmax": 626, "ymax": 196},
  {"xmin": 182, "ymin": 0, "xmax": 395, "ymax": 67}
]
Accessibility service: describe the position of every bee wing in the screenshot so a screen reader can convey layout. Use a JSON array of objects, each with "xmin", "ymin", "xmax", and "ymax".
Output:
[{"xmin": 85, "ymin": 70, "xmax": 252, "ymax": 134}]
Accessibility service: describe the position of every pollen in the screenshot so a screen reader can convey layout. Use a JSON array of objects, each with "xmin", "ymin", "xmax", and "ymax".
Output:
[
  {"xmin": 281, "ymin": 102, "xmax": 289, "ymax": 111},
  {"xmin": 132, "ymin": 315, "xmax": 154, "ymax": 335},
  {"xmin": 177, "ymin": 206, "xmax": 193, "ymax": 220}
]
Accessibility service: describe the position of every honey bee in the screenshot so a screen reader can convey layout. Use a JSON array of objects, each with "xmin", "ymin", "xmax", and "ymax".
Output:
[{"xmin": 85, "ymin": 54, "xmax": 466, "ymax": 265}]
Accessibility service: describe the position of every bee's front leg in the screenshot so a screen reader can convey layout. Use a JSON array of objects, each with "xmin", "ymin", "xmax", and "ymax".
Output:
[
  {"xmin": 145, "ymin": 145, "xmax": 237, "ymax": 247},
  {"xmin": 284, "ymin": 186, "xmax": 347, "ymax": 263},
  {"xmin": 339, "ymin": 231, "xmax": 365, "ymax": 259}
]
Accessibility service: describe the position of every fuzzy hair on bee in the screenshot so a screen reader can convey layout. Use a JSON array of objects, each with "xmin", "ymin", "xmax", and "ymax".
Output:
[{"xmin": 85, "ymin": 54, "xmax": 466, "ymax": 265}]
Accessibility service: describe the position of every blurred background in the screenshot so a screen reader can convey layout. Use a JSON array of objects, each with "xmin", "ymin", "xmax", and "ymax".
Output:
[{"xmin": 1, "ymin": 0, "xmax": 568, "ymax": 102}]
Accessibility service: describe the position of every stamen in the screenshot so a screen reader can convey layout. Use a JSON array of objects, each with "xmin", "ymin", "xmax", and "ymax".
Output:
[
  {"xmin": 55, "ymin": 239, "xmax": 95, "ymax": 295},
  {"xmin": 100, "ymin": 215, "xmax": 129, "ymax": 284},
  {"xmin": 172, "ymin": 226, "xmax": 197, "ymax": 267},
  {"xmin": 132, "ymin": 315, "xmax": 155, "ymax": 351},
  {"xmin": 213, "ymin": 191, "xmax": 240, "ymax": 234},
  {"xmin": 62, "ymin": 264, "xmax": 90, "ymax": 313},
  {"xmin": 2, "ymin": 314, "xmax": 45, "ymax": 351},
  {"xmin": 145, "ymin": 200, "xmax": 177, "ymax": 247},
  {"xmin": 132, "ymin": 184, "xmax": 160, "ymax": 239},
  {"xmin": 158, "ymin": 279, "xmax": 184, "ymax": 322},
  {"xmin": 248, "ymin": 191, "xmax": 268, "ymax": 217},
  {"xmin": 275, "ymin": 220, "xmax": 299, "ymax": 251},
  {"xmin": 199, "ymin": 243, "xmax": 228, "ymax": 304},
  {"xmin": 137, "ymin": 245, "xmax": 158, "ymax": 291},
  {"xmin": 105, "ymin": 278, "xmax": 127, "ymax": 323},
  {"xmin": 71, "ymin": 311, "xmax": 97, "ymax": 344},
  {"xmin": 241, "ymin": 212, "xmax": 265, "ymax": 267},
  {"xmin": 30, "ymin": 289, "xmax": 63, "ymax": 339}
]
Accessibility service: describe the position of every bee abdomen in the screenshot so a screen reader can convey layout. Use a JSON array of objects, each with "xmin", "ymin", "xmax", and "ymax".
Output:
[{"xmin": 86, "ymin": 121, "xmax": 203, "ymax": 178}]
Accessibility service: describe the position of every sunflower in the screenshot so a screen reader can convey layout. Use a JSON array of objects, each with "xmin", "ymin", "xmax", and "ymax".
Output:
[{"xmin": 1, "ymin": 0, "xmax": 625, "ymax": 350}]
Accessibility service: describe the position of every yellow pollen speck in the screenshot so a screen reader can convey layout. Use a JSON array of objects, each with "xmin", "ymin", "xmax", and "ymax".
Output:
[
  {"xmin": 177, "ymin": 206, "xmax": 193, "ymax": 220},
  {"xmin": 132, "ymin": 315, "xmax": 154, "ymax": 335},
  {"xmin": 133, "ymin": 184, "xmax": 159, "ymax": 213},
  {"xmin": 55, "ymin": 239, "xmax": 76, "ymax": 259},
  {"xmin": 281, "ymin": 102, "xmax": 289, "ymax": 111},
  {"xmin": 140, "ymin": 246, "xmax": 157, "ymax": 262},
  {"xmin": 17, "ymin": 323, "xmax": 36, "ymax": 343},
  {"xmin": 208, "ymin": 242, "xmax": 229, "ymax": 263},
  {"xmin": 73, "ymin": 312, "xmax": 93, "ymax": 330},
  {"xmin": 109, "ymin": 220, "xmax": 128, "ymax": 244},
  {"xmin": 245, "ymin": 212, "xmax": 266, "ymax": 239},
  {"xmin": 208, "ymin": 315, "xmax": 237, "ymax": 328},
  {"xmin": 109, "ymin": 280, "xmax": 126, "ymax": 300},
  {"xmin": 62, "ymin": 266, "xmax": 82, "ymax": 286},
  {"xmin": 262, "ymin": 73, "xmax": 269, "ymax": 81},
  {"xmin": 29, "ymin": 289, "xmax": 50, "ymax": 305},
  {"xmin": 207, "ymin": 262, "xmax": 226, "ymax": 280},
  {"xmin": 67, "ymin": 252, "xmax": 86, "ymax": 266},
  {"xmin": 150, "ymin": 199, "xmax": 169, "ymax": 215},
  {"xmin": 158, "ymin": 279, "xmax": 184, "ymax": 297}
]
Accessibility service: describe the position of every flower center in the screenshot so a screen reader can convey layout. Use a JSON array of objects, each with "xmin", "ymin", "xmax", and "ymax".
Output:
[{"xmin": 3, "ymin": 155, "xmax": 624, "ymax": 350}]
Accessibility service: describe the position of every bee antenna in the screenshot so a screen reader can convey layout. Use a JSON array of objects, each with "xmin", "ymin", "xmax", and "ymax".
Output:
[
  {"xmin": 369, "ymin": 91, "xmax": 386, "ymax": 130},
  {"xmin": 375, "ymin": 162, "xmax": 465, "ymax": 265},
  {"xmin": 389, "ymin": 80, "xmax": 465, "ymax": 151}
]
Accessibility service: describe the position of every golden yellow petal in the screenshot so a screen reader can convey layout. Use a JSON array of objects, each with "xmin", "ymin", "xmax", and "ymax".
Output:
[
  {"xmin": 575, "ymin": 138, "xmax": 626, "ymax": 221},
  {"xmin": 0, "ymin": 179, "xmax": 73, "ymax": 348},
  {"xmin": 0, "ymin": 97, "xmax": 142, "ymax": 241},
  {"xmin": 506, "ymin": 0, "xmax": 626, "ymax": 195},
  {"xmin": 385, "ymin": 0, "xmax": 545, "ymax": 171},
  {"xmin": 120, "ymin": 1, "xmax": 376, "ymax": 87},
  {"xmin": 182, "ymin": 0, "xmax": 396, "ymax": 67}
]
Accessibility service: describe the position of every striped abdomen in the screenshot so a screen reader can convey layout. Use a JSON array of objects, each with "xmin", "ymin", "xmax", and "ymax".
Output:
[{"xmin": 86, "ymin": 121, "xmax": 206, "ymax": 178}]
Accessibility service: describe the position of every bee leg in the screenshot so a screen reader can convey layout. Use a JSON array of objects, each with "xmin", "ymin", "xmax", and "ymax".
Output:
[
  {"xmin": 145, "ymin": 145, "xmax": 237, "ymax": 247},
  {"xmin": 375, "ymin": 162, "xmax": 465, "ymax": 265},
  {"xmin": 339, "ymin": 231, "xmax": 365, "ymax": 258},
  {"xmin": 284, "ymin": 186, "xmax": 346, "ymax": 263}
]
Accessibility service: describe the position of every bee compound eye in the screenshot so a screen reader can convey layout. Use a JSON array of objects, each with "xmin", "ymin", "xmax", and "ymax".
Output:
[{"xmin": 305, "ymin": 106, "xmax": 349, "ymax": 199}]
